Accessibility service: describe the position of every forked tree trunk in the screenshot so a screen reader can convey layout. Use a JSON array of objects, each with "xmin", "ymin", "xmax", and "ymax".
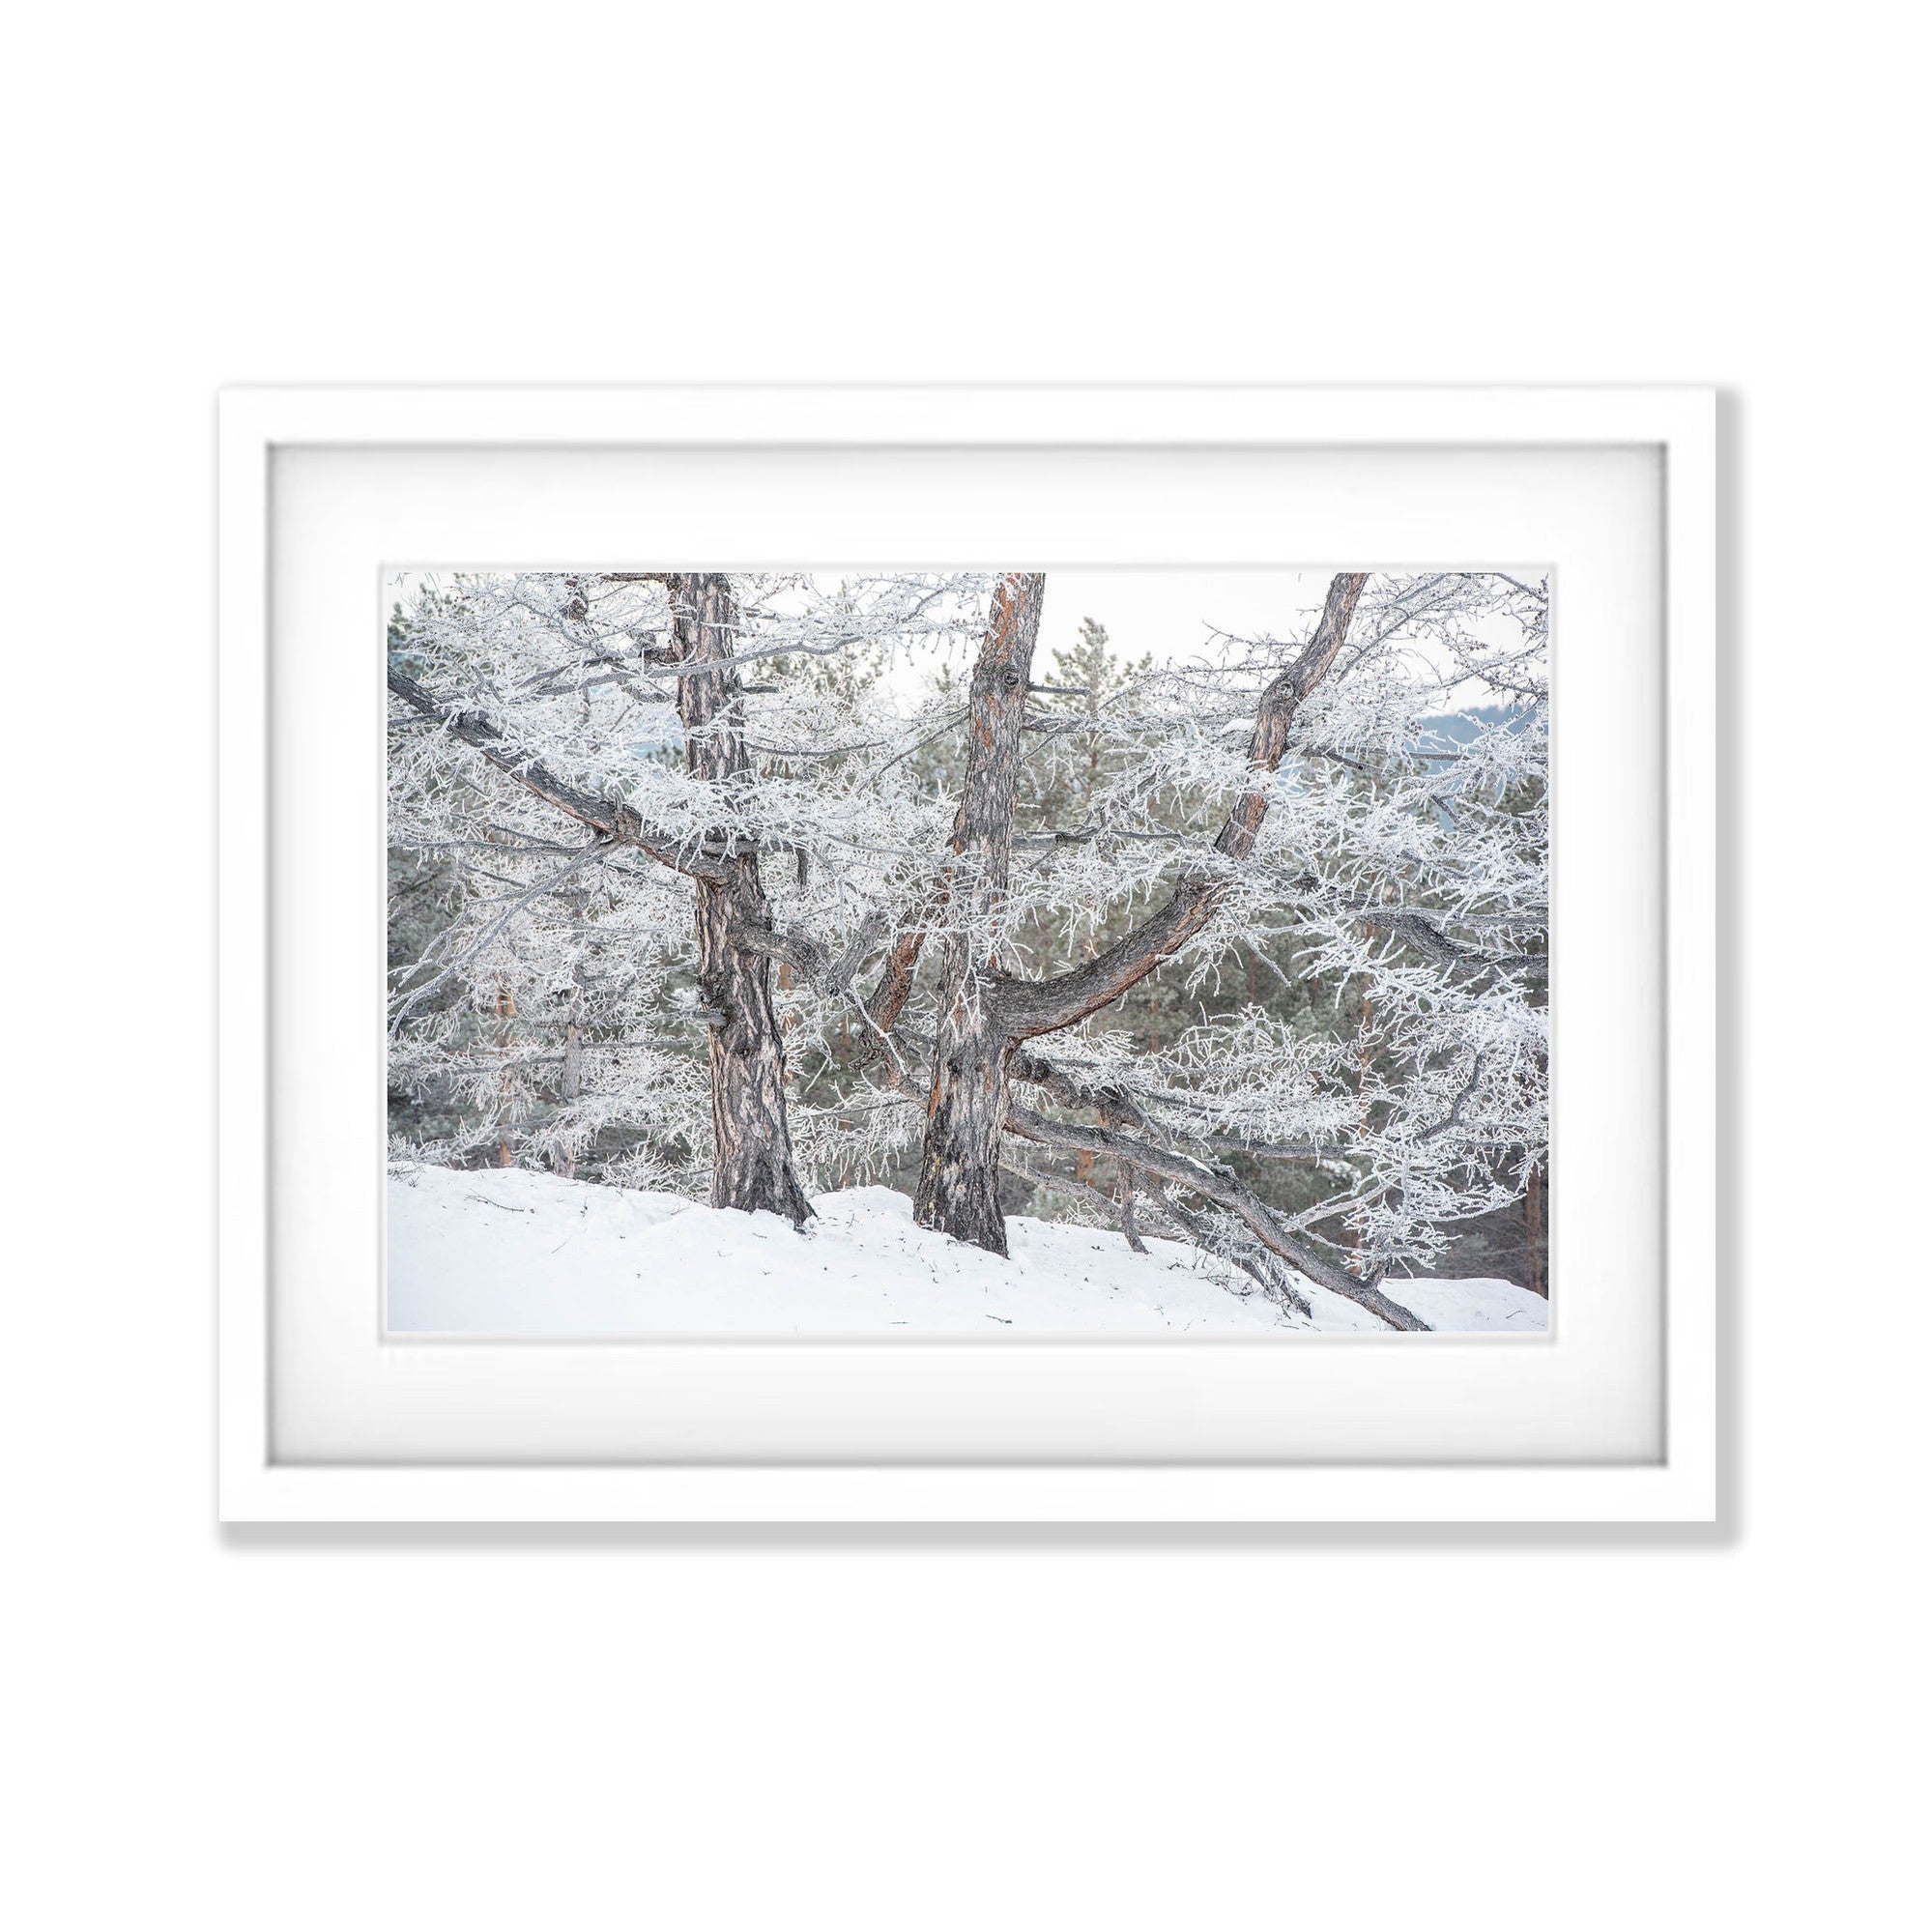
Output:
[
  {"xmin": 912, "ymin": 572, "xmax": 1044, "ymax": 1254},
  {"xmin": 670, "ymin": 573, "xmax": 813, "ymax": 1225},
  {"xmin": 909, "ymin": 574, "xmax": 1377, "ymax": 1292}
]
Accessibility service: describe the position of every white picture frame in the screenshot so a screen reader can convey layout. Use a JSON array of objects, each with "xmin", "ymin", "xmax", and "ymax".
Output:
[{"xmin": 218, "ymin": 385, "xmax": 1716, "ymax": 1522}]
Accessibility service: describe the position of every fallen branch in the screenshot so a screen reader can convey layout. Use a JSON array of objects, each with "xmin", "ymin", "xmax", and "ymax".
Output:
[{"xmin": 1003, "ymin": 1100, "xmax": 1428, "ymax": 1331}]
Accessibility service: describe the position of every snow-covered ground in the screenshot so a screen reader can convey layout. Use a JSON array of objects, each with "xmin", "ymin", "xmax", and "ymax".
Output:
[{"xmin": 387, "ymin": 1164, "xmax": 1547, "ymax": 1336}]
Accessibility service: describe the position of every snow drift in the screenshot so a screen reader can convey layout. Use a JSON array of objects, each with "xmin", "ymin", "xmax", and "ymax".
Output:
[{"xmin": 387, "ymin": 1164, "xmax": 1548, "ymax": 1337}]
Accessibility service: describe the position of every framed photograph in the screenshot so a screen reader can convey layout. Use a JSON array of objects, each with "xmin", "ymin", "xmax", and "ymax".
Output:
[{"xmin": 218, "ymin": 386, "xmax": 1716, "ymax": 1521}]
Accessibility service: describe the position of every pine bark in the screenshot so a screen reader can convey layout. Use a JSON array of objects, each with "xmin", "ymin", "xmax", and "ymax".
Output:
[
  {"xmin": 670, "ymin": 573, "xmax": 814, "ymax": 1225},
  {"xmin": 911, "ymin": 573, "xmax": 1044, "ymax": 1254}
]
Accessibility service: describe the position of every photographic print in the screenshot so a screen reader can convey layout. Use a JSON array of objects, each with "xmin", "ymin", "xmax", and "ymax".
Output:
[{"xmin": 387, "ymin": 568, "xmax": 1549, "ymax": 1336}]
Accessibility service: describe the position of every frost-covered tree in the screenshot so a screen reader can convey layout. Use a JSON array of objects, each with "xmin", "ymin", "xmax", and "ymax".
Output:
[
  {"xmin": 878, "ymin": 571, "xmax": 1549, "ymax": 1329},
  {"xmin": 387, "ymin": 566, "xmax": 1548, "ymax": 1330},
  {"xmin": 388, "ymin": 570, "xmax": 987, "ymax": 1215}
]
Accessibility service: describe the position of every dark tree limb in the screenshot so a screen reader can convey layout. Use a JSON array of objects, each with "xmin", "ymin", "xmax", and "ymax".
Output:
[
  {"xmin": 1003, "ymin": 1100, "xmax": 1428, "ymax": 1331},
  {"xmin": 998, "ymin": 1157, "xmax": 1179, "ymax": 1239},
  {"xmin": 860, "ymin": 877, "xmax": 947, "ymax": 1037},
  {"xmin": 997, "ymin": 573, "xmax": 1370, "ymax": 1040},
  {"xmin": 737, "ymin": 907, "xmax": 888, "ymax": 998},
  {"xmin": 387, "ymin": 666, "xmax": 728, "ymax": 884},
  {"xmin": 1146, "ymin": 1184, "xmax": 1315, "ymax": 1320}
]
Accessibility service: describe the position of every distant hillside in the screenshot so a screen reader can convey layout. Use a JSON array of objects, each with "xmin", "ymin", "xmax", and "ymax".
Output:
[{"xmin": 1416, "ymin": 703, "xmax": 1527, "ymax": 750}]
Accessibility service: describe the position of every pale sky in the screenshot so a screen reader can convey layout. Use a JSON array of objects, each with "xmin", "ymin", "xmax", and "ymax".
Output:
[
  {"xmin": 389, "ymin": 567, "xmax": 1348, "ymax": 665},
  {"xmin": 1025, "ymin": 569, "xmax": 1336, "ymax": 672},
  {"xmin": 900, "ymin": 569, "xmax": 1539, "ymax": 710},
  {"xmin": 390, "ymin": 567, "xmax": 1541, "ymax": 711}
]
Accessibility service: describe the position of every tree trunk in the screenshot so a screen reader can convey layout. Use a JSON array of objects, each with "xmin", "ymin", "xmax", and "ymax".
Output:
[
  {"xmin": 915, "ymin": 1017, "xmax": 1016, "ymax": 1253},
  {"xmin": 912, "ymin": 572, "xmax": 1044, "ymax": 1254},
  {"xmin": 692, "ymin": 870, "xmax": 811, "ymax": 1221},
  {"xmin": 670, "ymin": 572, "xmax": 813, "ymax": 1225}
]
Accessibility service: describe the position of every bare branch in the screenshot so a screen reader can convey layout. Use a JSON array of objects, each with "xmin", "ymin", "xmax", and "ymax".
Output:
[
  {"xmin": 387, "ymin": 666, "xmax": 728, "ymax": 883},
  {"xmin": 1003, "ymin": 1099, "xmax": 1429, "ymax": 1331}
]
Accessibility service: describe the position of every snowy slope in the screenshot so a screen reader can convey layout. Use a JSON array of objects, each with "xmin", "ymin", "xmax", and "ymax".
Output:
[{"xmin": 387, "ymin": 1165, "xmax": 1548, "ymax": 1337}]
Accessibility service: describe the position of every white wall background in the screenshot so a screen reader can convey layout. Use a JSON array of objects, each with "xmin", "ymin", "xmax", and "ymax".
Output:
[{"xmin": 5, "ymin": 5, "xmax": 1923, "ymax": 1926}]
